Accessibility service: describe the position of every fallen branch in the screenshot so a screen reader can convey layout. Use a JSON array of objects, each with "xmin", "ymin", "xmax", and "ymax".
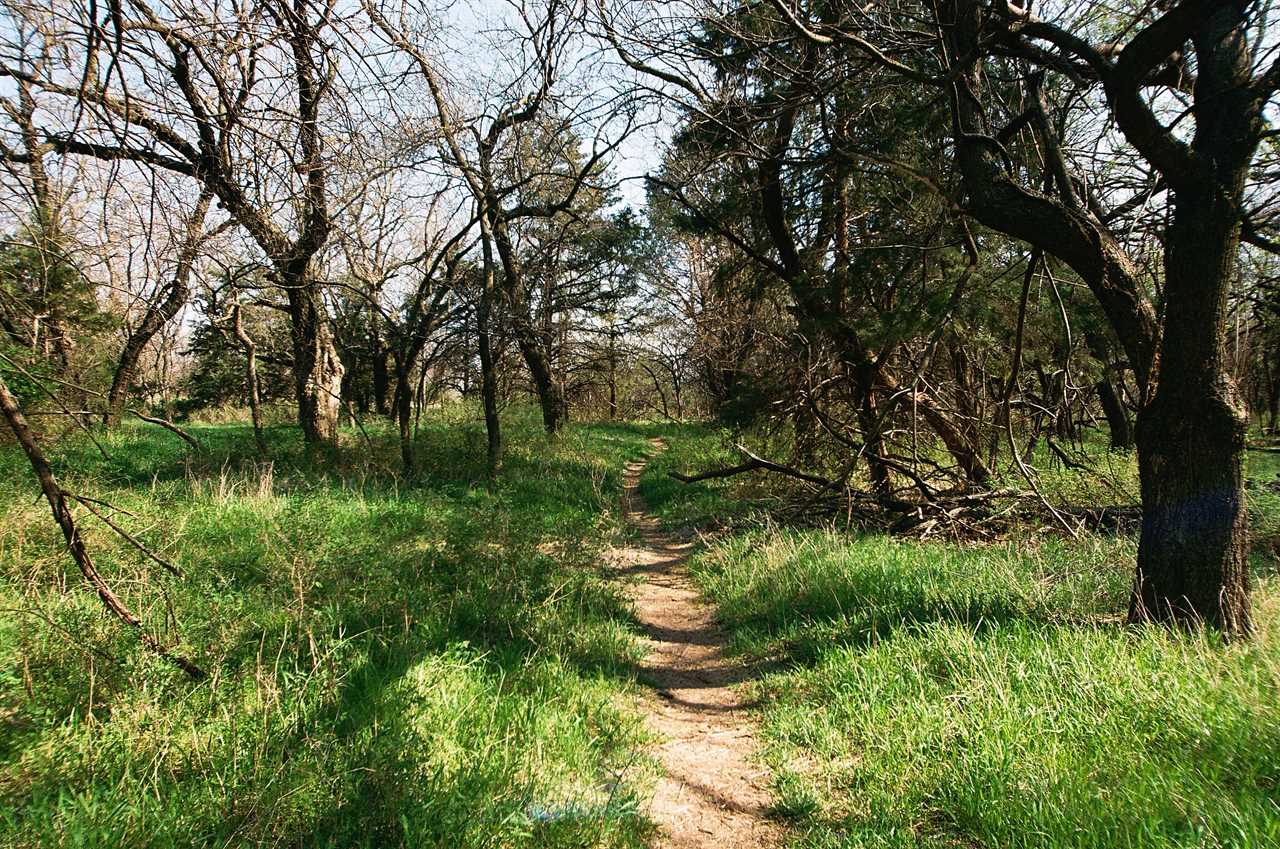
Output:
[
  {"xmin": 669, "ymin": 444, "xmax": 835, "ymax": 489},
  {"xmin": 667, "ymin": 437, "xmax": 1100, "ymax": 539},
  {"xmin": 736, "ymin": 444, "xmax": 838, "ymax": 487},
  {"xmin": 130, "ymin": 409, "xmax": 201, "ymax": 452},
  {"xmin": 1046, "ymin": 437, "xmax": 1091, "ymax": 471},
  {"xmin": 1, "ymin": 376, "xmax": 207, "ymax": 680},
  {"xmin": 669, "ymin": 459, "xmax": 765, "ymax": 484},
  {"xmin": 1058, "ymin": 504, "xmax": 1142, "ymax": 533},
  {"xmin": 67, "ymin": 493, "xmax": 184, "ymax": 577}
]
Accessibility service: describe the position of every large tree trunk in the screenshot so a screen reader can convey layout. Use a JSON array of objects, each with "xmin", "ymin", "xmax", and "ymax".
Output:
[
  {"xmin": 1133, "ymin": 382, "xmax": 1249, "ymax": 632},
  {"xmin": 1129, "ymin": 5, "xmax": 1255, "ymax": 635},
  {"xmin": 105, "ymin": 193, "xmax": 211, "ymax": 427}
]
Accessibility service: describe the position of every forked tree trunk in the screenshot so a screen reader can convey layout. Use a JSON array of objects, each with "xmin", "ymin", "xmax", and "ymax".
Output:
[
  {"xmin": 938, "ymin": 0, "xmax": 1255, "ymax": 634},
  {"xmin": 105, "ymin": 193, "xmax": 212, "ymax": 427},
  {"xmin": 281, "ymin": 266, "xmax": 343, "ymax": 445}
]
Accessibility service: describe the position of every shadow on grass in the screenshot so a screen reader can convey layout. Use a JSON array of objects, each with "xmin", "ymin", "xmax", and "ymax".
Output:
[{"xmin": 0, "ymin": 417, "xmax": 671, "ymax": 847}]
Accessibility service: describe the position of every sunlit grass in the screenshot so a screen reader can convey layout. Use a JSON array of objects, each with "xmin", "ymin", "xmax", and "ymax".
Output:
[
  {"xmin": 6, "ymin": 411, "xmax": 1277, "ymax": 848},
  {"xmin": 0, "ymin": 409, "xmax": 668, "ymax": 848},
  {"xmin": 643, "ymin": 428, "xmax": 1280, "ymax": 849}
]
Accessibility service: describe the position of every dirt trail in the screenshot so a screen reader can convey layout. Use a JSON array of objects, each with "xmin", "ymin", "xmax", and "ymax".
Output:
[{"xmin": 611, "ymin": 440, "xmax": 783, "ymax": 849}]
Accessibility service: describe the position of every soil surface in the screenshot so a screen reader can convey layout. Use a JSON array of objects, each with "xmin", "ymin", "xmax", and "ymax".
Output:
[{"xmin": 611, "ymin": 440, "xmax": 784, "ymax": 849}]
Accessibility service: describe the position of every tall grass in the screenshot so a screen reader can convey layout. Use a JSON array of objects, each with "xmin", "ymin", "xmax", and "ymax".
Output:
[
  {"xmin": 643, "ymin": 429, "xmax": 1280, "ymax": 849},
  {"xmin": 0, "ymin": 410, "xmax": 669, "ymax": 848}
]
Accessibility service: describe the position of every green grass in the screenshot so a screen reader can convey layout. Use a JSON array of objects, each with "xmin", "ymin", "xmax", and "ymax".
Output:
[
  {"xmin": 1246, "ymin": 449, "xmax": 1280, "ymax": 563},
  {"xmin": 637, "ymin": 423, "xmax": 768, "ymax": 530},
  {"xmin": 6, "ymin": 413, "xmax": 1279, "ymax": 848},
  {"xmin": 642, "ymin": 428, "xmax": 1280, "ymax": 849},
  {"xmin": 0, "ymin": 410, "xmax": 674, "ymax": 848}
]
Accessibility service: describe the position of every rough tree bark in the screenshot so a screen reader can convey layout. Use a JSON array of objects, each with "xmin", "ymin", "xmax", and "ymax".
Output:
[
  {"xmin": 1128, "ymin": 3, "xmax": 1257, "ymax": 632},
  {"xmin": 278, "ymin": 261, "xmax": 343, "ymax": 445}
]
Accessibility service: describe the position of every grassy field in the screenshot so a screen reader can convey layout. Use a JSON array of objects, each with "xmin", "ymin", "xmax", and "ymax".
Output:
[
  {"xmin": 4, "ymin": 414, "xmax": 1278, "ymax": 848},
  {"xmin": 0, "ymin": 412, "xmax": 679, "ymax": 848},
  {"xmin": 642, "ymin": 430, "xmax": 1280, "ymax": 849}
]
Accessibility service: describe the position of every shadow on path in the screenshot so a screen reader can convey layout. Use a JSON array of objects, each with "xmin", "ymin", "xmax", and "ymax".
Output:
[{"xmin": 610, "ymin": 440, "xmax": 784, "ymax": 849}]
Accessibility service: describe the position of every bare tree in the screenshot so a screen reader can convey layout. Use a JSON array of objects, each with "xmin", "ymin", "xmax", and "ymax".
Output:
[
  {"xmin": 102, "ymin": 190, "xmax": 220, "ymax": 425},
  {"xmin": 337, "ymin": 179, "xmax": 472, "ymax": 474},
  {"xmin": 1, "ymin": 0, "xmax": 354, "ymax": 443},
  {"xmin": 364, "ymin": 0, "xmax": 636, "ymax": 441}
]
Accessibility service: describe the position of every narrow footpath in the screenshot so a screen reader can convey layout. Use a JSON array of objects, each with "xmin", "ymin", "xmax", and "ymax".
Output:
[{"xmin": 611, "ymin": 440, "xmax": 783, "ymax": 849}]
